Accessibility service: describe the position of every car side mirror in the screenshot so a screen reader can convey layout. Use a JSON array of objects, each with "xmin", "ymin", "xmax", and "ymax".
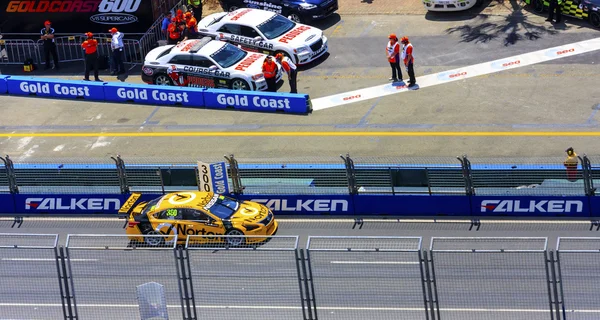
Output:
[
  {"xmin": 209, "ymin": 65, "xmax": 218, "ymax": 71},
  {"xmin": 254, "ymin": 36, "xmax": 262, "ymax": 41}
]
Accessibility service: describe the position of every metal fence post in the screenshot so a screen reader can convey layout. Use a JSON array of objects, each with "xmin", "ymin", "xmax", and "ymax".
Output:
[
  {"xmin": 303, "ymin": 249, "xmax": 318, "ymax": 320},
  {"xmin": 418, "ymin": 250, "xmax": 431, "ymax": 320},
  {"xmin": 340, "ymin": 153, "xmax": 358, "ymax": 195},
  {"xmin": 224, "ymin": 154, "xmax": 243, "ymax": 195},
  {"xmin": 111, "ymin": 155, "xmax": 130, "ymax": 194},
  {"xmin": 297, "ymin": 249, "xmax": 315, "ymax": 320},
  {"xmin": 548, "ymin": 251, "xmax": 564, "ymax": 320},
  {"xmin": 457, "ymin": 155, "xmax": 475, "ymax": 196},
  {"xmin": 579, "ymin": 155, "xmax": 596, "ymax": 196},
  {"xmin": 423, "ymin": 250, "xmax": 439, "ymax": 320},
  {"xmin": 175, "ymin": 247, "xmax": 196, "ymax": 320},
  {"xmin": 0, "ymin": 155, "xmax": 19, "ymax": 193},
  {"xmin": 59, "ymin": 246, "xmax": 78, "ymax": 320}
]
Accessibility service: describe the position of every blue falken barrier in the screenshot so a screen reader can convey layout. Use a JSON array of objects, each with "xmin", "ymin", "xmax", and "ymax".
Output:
[
  {"xmin": 103, "ymin": 82, "xmax": 205, "ymax": 107},
  {"xmin": 472, "ymin": 195, "xmax": 590, "ymax": 217},
  {"xmin": 203, "ymin": 88, "xmax": 312, "ymax": 114},
  {"xmin": 0, "ymin": 75, "xmax": 8, "ymax": 94},
  {"xmin": 6, "ymin": 76, "xmax": 105, "ymax": 100},
  {"xmin": 13, "ymin": 194, "xmax": 127, "ymax": 214}
]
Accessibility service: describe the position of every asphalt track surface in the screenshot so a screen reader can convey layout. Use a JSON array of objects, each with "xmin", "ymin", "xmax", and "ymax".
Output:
[
  {"xmin": 2, "ymin": 217, "xmax": 600, "ymax": 319},
  {"xmin": 1, "ymin": 13, "xmax": 600, "ymax": 161}
]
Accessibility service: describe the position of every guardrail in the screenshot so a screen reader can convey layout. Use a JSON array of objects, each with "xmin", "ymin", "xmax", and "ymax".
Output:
[{"xmin": 1, "ymin": 234, "xmax": 595, "ymax": 320}]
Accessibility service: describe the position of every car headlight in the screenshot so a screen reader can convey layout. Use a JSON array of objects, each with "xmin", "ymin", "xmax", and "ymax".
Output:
[
  {"xmin": 243, "ymin": 223, "xmax": 261, "ymax": 231},
  {"xmin": 252, "ymin": 74, "xmax": 264, "ymax": 81},
  {"xmin": 294, "ymin": 46, "xmax": 309, "ymax": 54},
  {"xmin": 299, "ymin": 2, "xmax": 317, "ymax": 9}
]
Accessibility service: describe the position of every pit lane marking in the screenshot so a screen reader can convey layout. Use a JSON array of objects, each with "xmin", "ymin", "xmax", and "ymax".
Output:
[{"xmin": 311, "ymin": 37, "xmax": 600, "ymax": 111}]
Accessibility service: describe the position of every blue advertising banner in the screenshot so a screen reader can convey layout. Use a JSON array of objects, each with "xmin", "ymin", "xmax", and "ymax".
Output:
[
  {"xmin": 0, "ymin": 193, "xmax": 15, "ymax": 213},
  {"xmin": 0, "ymin": 75, "xmax": 8, "ymax": 94},
  {"xmin": 353, "ymin": 195, "xmax": 472, "ymax": 216},
  {"xmin": 203, "ymin": 88, "xmax": 311, "ymax": 114},
  {"xmin": 586, "ymin": 197, "xmax": 600, "ymax": 217},
  {"xmin": 6, "ymin": 76, "xmax": 105, "ymax": 100},
  {"xmin": 239, "ymin": 194, "xmax": 353, "ymax": 215},
  {"xmin": 14, "ymin": 194, "xmax": 127, "ymax": 214},
  {"xmin": 472, "ymin": 196, "xmax": 590, "ymax": 217},
  {"xmin": 209, "ymin": 162, "xmax": 230, "ymax": 194},
  {"xmin": 103, "ymin": 82, "xmax": 205, "ymax": 107}
]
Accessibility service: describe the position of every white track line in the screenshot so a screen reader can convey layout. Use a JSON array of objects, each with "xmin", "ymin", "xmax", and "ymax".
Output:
[{"xmin": 311, "ymin": 37, "xmax": 600, "ymax": 111}]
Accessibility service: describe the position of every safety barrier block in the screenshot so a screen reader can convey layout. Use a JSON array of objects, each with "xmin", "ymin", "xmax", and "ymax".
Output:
[
  {"xmin": 0, "ymin": 75, "xmax": 8, "ymax": 94},
  {"xmin": 203, "ymin": 88, "xmax": 311, "ymax": 114},
  {"xmin": 6, "ymin": 76, "xmax": 105, "ymax": 100},
  {"xmin": 103, "ymin": 82, "xmax": 205, "ymax": 107},
  {"xmin": 0, "ymin": 193, "xmax": 15, "ymax": 213}
]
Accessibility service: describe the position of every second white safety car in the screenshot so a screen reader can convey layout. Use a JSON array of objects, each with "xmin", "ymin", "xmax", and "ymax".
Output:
[
  {"xmin": 197, "ymin": 8, "xmax": 329, "ymax": 65},
  {"xmin": 422, "ymin": 0, "xmax": 483, "ymax": 11},
  {"xmin": 141, "ymin": 37, "xmax": 282, "ymax": 91}
]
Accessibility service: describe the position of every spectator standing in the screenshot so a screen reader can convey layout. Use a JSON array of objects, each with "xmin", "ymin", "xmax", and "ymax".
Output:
[
  {"xmin": 40, "ymin": 20, "xmax": 59, "ymax": 70},
  {"xmin": 168, "ymin": 20, "xmax": 182, "ymax": 44},
  {"xmin": 564, "ymin": 147, "xmax": 578, "ymax": 182},
  {"xmin": 262, "ymin": 56, "xmax": 278, "ymax": 92},
  {"xmin": 161, "ymin": 12, "xmax": 173, "ymax": 37},
  {"xmin": 275, "ymin": 53, "xmax": 297, "ymax": 93},
  {"xmin": 188, "ymin": 0, "xmax": 202, "ymax": 22},
  {"xmin": 401, "ymin": 36, "xmax": 416, "ymax": 87},
  {"xmin": 81, "ymin": 32, "xmax": 101, "ymax": 81},
  {"xmin": 183, "ymin": 12, "xmax": 198, "ymax": 40},
  {"xmin": 547, "ymin": 0, "xmax": 562, "ymax": 23},
  {"xmin": 109, "ymin": 27, "xmax": 126, "ymax": 75}
]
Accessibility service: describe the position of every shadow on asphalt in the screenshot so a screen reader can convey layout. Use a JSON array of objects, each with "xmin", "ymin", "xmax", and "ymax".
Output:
[
  {"xmin": 310, "ymin": 13, "xmax": 342, "ymax": 31},
  {"xmin": 444, "ymin": 0, "xmax": 566, "ymax": 46}
]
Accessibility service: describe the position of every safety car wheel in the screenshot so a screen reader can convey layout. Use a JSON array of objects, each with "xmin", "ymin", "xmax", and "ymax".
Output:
[
  {"xmin": 231, "ymin": 78, "xmax": 250, "ymax": 91},
  {"xmin": 590, "ymin": 12, "xmax": 600, "ymax": 28},
  {"xmin": 154, "ymin": 74, "xmax": 172, "ymax": 86},
  {"xmin": 228, "ymin": 5, "xmax": 239, "ymax": 12},
  {"xmin": 288, "ymin": 13, "xmax": 303, "ymax": 23},
  {"xmin": 225, "ymin": 229, "xmax": 246, "ymax": 246},
  {"xmin": 143, "ymin": 230, "xmax": 166, "ymax": 246},
  {"xmin": 533, "ymin": 0, "xmax": 545, "ymax": 12}
]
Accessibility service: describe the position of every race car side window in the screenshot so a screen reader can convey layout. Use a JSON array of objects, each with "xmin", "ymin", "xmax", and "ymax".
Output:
[
  {"xmin": 240, "ymin": 26, "xmax": 261, "ymax": 38},
  {"xmin": 182, "ymin": 209, "xmax": 212, "ymax": 222},
  {"xmin": 191, "ymin": 57, "xmax": 216, "ymax": 68},
  {"xmin": 218, "ymin": 24, "xmax": 241, "ymax": 35},
  {"xmin": 168, "ymin": 55, "xmax": 194, "ymax": 65},
  {"xmin": 157, "ymin": 209, "xmax": 182, "ymax": 220}
]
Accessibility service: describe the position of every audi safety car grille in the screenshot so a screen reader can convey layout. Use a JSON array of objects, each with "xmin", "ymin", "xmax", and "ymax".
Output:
[{"xmin": 310, "ymin": 39, "xmax": 323, "ymax": 52}]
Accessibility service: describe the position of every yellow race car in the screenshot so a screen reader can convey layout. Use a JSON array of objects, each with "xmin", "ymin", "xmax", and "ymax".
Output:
[{"xmin": 121, "ymin": 191, "xmax": 278, "ymax": 247}]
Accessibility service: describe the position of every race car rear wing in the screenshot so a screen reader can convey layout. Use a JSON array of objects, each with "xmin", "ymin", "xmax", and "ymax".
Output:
[{"xmin": 118, "ymin": 193, "xmax": 141, "ymax": 218}]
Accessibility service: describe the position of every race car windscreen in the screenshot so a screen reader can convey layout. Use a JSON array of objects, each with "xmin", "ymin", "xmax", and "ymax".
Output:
[
  {"xmin": 205, "ymin": 196, "xmax": 240, "ymax": 219},
  {"xmin": 257, "ymin": 14, "xmax": 296, "ymax": 40},
  {"xmin": 210, "ymin": 43, "xmax": 247, "ymax": 68}
]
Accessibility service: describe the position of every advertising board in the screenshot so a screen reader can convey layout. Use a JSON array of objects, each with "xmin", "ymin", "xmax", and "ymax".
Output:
[
  {"xmin": 0, "ymin": 0, "xmax": 155, "ymax": 34},
  {"xmin": 0, "ymin": 193, "xmax": 16, "ymax": 213},
  {"xmin": 0, "ymin": 76, "xmax": 7, "ymax": 94},
  {"xmin": 203, "ymin": 88, "xmax": 311, "ymax": 114},
  {"xmin": 473, "ymin": 196, "xmax": 590, "ymax": 217},
  {"xmin": 103, "ymin": 82, "xmax": 205, "ymax": 106},
  {"xmin": 197, "ymin": 161, "xmax": 230, "ymax": 194},
  {"xmin": 353, "ymin": 195, "xmax": 471, "ymax": 216},
  {"xmin": 14, "ymin": 194, "xmax": 127, "ymax": 214},
  {"xmin": 238, "ymin": 195, "xmax": 353, "ymax": 215},
  {"xmin": 6, "ymin": 76, "xmax": 105, "ymax": 100}
]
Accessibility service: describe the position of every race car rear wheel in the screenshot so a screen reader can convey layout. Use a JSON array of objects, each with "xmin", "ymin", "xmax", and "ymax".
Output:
[
  {"xmin": 225, "ymin": 229, "xmax": 246, "ymax": 246},
  {"xmin": 231, "ymin": 78, "xmax": 250, "ymax": 91},
  {"xmin": 288, "ymin": 13, "xmax": 303, "ymax": 23},
  {"xmin": 143, "ymin": 230, "xmax": 166, "ymax": 246},
  {"xmin": 154, "ymin": 74, "xmax": 172, "ymax": 86},
  {"xmin": 590, "ymin": 12, "xmax": 600, "ymax": 28},
  {"xmin": 533, "ymin": 0, "xmax": 545, "ymax": 13}
]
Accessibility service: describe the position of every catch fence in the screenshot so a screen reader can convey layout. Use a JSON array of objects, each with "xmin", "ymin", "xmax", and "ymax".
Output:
[{"xmin": 2, "ymin": 234, "xmax": 597, "ymax": 320}]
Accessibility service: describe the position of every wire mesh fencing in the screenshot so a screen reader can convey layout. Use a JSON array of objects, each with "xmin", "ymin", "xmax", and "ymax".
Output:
[
  {"xmin": 306, "ymin": 236, "xmax": 427, "ymax": 320},
  {"xmin": 0, "ymin": 234, "xmax": 64, "ymax": 320},
  {"xmin": 186, "ymin": 235, "xmax": 304, "ymax": 320},
  {"xmin": 429, "ymin": 237, "xmax": 553, "ymax": 320},
  {"xmin": 469, "ymin": 157, "xmax": 585, "ymax": 196},
  {"xmin": 65, "ymin": 235, "xmax": 183, "ymax": 320},
  {"xmin": 556, "ymin": 237, "xmax": 600, "ymax": 320}
]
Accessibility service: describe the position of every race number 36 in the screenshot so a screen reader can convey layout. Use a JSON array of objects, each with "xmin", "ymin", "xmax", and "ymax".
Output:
[{"xmin": 98, "ymin": 0, "xmax": 142, "ymax": 13}]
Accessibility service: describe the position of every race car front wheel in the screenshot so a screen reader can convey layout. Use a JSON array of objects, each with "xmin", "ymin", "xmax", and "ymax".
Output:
[
  {"xmin": 590, "ymin": 12, "xmax": 600, "ymax": 28},
  {"xmin": 225, "ymin": 229, "xmax": 246, "ymax": 246},
  {"xmin": 154, "ymin": 74, "xmax": 172, "ymax": 86},
  {"xmin": 231, "ymin": 78, "xmax": 250, "ymax": 90},
  {"xmin": 533, "ymin": 0, "xmax": 545, "ymax": 13}
]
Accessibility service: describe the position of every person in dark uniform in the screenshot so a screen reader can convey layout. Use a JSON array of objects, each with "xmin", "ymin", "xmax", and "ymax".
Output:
[
  {"xmin": 81, "ymin": 32, "xmax": 101, "ymax": 81},
  {"xmin": 40, "ymin": 20, "xmax": 59, "ymax": 70},
  {"xmin": 547, "ymin": 0, "xmax": 562, "ymax": 23}
]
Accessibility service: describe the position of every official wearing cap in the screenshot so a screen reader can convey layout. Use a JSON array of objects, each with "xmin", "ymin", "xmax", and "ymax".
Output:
[
  {"xmin": 275, "ymin": 53, "xmax": 297, "ymax": 93},
  {"xmin": 81, "ymin": 32, "xmax": 101, "ymax": 81},
  {"xmin": 109, "ymin": 27, "xmax": 126, "ymax": 75},
  {"xmin": 40, "ymin": 20, "xmax": 59, "ymax": 70}
]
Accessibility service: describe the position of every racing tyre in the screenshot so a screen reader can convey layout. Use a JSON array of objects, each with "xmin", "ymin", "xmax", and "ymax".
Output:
[
  {"xmin": 154, "ymin": 74, "xmax": 172, "ymax": 86},
  {"xmin": 288, "ymin": 13, "xmax": 303, "ymax": 23},
  {"xmin": 228, "ymin": 5, "xmax": 239, "ymax": 12},
  {"xmin": 143, "ymin": 230, "xmax": 166, "ymax": 247},
  {"xmin": 230, "ymin": 78, "xmax": 251, "ymax": 90},
  {"xmin": 590, "ymin": 12, "xmax": 600, "ymax": 28},
  {"xmin": 533, "ymin": 0, "xmax": 545, "ymax": 13},
  {"xmin": 474, "ymin": 0, "xmax": 483, "ymax": 7},
  {"xmin": 225, "ymin": 229, "xmax": 246, "ymax": 246}
]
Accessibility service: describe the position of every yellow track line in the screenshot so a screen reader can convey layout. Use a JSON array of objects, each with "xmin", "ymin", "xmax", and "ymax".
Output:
[{"xmin": 0, "ymin": 131, "xmax": 598, "ymax": 137}]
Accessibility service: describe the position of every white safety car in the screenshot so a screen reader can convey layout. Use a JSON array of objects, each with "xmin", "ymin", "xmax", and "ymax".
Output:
[
  {"xmin": 422, "ymin": 0, "xmax": 482, "ymax": 11},
  {"xmin": 197, "ymin": 8, "xmax": 329, "ymax": 65},
  {"xmin": 141, "ymin": 37, "xmax": 282, "ymax": 91}
]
